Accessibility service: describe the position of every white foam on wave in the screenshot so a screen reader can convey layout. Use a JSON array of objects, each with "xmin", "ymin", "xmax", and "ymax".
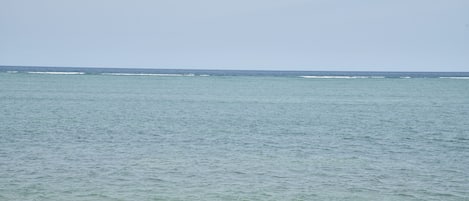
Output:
[
  {"xmin": 102, "ymin": 73, "xmax": 195, "ymax": 77},
  {"xmin": 400, "ymin": 76, "xmax": 412, "ymax": 79},
  {"xmin": 300, "ymin": 76, "xmax": 375, "ymax": 79},
  {"xmin": 439, "ymin": 77, "xmax": 469, "ymax": 79},
  {"xmin": 27, "ymin": 72, "xmax": 85, "ymax": 75},
  {"xmin": 199, "ymin": 74, "xmax": 210, "ymax": 77}
]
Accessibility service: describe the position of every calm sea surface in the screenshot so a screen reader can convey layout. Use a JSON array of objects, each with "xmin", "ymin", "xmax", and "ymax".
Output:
[{"xmin": 1, "ymin": 68, "xmax": 469, "ymax": 200}]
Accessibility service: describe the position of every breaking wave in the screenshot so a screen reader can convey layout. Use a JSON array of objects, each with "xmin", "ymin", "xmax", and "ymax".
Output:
[
  {"xmin": 299, "ymin": 76, "xmax": 384, "ymax": 79},
  {"xmin": 27, "ymin": 72, "xmax": 85, "ymax": 75},
  {"xmin": 439, "ymin": 77, "xmax": 469, "ymax": 79},
  {"xmin": 101, "ymin": 73, "xmax": 195, "ymax": 76}
]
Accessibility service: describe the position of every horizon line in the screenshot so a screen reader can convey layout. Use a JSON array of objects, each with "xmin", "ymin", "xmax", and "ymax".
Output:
[{"xmin": 1, "ymin": 64, "xmax": 468, "ymax": 73}]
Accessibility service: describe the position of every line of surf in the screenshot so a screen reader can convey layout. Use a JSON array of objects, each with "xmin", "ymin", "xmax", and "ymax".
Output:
[
  {"xmin": 27, "ymin": 72, "xmax": 85, "ymax": 75},
  {"xmin": 101, "ymin": 73, "xmax": 196, "ymax": 76},
  {"xmin": 299, "ymin": 76, "xmax": 385, "ymax": 79},
  {"xmin": 439, "ymin": 77, "xmax": 469, "ymax": 79}
]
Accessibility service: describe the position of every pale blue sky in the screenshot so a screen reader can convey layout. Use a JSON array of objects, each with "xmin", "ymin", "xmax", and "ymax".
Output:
[{"xmin": 1, "ymin": 0, "xmax": 468, "ymax": 71}]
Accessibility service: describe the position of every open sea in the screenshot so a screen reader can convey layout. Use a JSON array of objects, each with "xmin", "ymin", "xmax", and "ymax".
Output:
[{"xmin": 1, "ymin": 66, "xmax": 469, "ymax": 200}]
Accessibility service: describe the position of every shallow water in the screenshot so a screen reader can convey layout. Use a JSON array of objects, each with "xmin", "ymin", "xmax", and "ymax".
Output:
[{"xmin": 1, "ymin": 71, "xmax": 468, "ymax": 200}]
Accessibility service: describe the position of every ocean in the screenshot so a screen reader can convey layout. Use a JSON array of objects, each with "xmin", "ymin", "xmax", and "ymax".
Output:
[{"xmin": 1, "ymin": 67, "xmax": 468, "ymax": 200}]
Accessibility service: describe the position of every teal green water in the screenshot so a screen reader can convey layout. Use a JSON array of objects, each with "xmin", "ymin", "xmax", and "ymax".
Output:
[{"xmin": 1, "ymin": 73, "xmax": 469, "ymax": 200}]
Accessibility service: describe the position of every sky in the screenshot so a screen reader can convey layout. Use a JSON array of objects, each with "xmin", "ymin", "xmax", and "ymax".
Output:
[{"xmin": 0, "ymin": 0, "xmax": 468, "ymax": 71}]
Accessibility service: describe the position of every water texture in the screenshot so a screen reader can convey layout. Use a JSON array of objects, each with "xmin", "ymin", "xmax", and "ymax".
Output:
[{"xmin": 1, "ymin": 69, "xmax": 468, "ymax": 200}]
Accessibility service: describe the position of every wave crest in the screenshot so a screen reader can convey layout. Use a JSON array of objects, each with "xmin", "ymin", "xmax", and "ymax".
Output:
[
  {"xmin": 439, "ymin": 77, "xmax": 469, "ymax": 79},
  {"xmin": 101, "ymin": 73, "xmax": 195, "ymax": 76},
  {"xmin": 299, "ymin": 76, "xmax": 383, "ymax": 79},
  {"xmin": 27, "ymin": 72, "xmax": 85, "ymax": 75}
]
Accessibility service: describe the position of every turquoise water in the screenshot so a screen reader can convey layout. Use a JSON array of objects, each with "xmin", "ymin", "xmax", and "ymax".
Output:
[{"xmin": 1, "ymin": 72, "xmax": 469, "ymax": 200}]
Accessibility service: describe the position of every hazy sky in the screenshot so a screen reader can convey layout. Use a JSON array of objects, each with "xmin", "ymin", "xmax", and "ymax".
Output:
[{"xmin": 1, "ymin": 0, "xmax": 468, "ymax": 71}]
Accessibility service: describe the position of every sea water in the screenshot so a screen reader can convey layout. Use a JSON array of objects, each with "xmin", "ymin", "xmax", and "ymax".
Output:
[{"xmin": 0, "ymin": 67, "xmax": 468, "ymax": 200}]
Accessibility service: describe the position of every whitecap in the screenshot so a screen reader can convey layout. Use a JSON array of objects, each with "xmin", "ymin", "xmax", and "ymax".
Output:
[
  {"xmin": 439, "ymin": 77, "xmax": 469, "ymax": 79},
  {"xmin": 299, "ymin": 76, "xmax": 370, "ymax": 79},
  {"xmin": 27, "ymin": 72, "xmax": 85, "ymax": 75},
  {"xmin": 102, "ymin": 73, "xmax": 195, "ymax": 77}
]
